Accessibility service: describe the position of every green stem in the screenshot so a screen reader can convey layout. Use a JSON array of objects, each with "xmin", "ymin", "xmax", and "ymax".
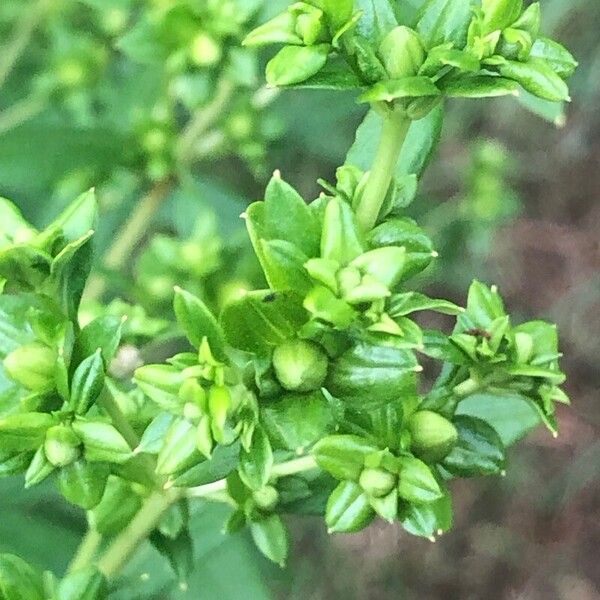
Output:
[
  {"xmin": 98, "ymin": 387, "xmax": 140, "ymax": 449},
  {"xmin": 84, "ymin": 179, "xmax": 172, "ymax": 302},
  {"xmin": 0, "ymin": 94, "xmax": 46, "ymax": 135},
  {"xmin": 185, "ymin": 455, "xmax": 318, "ymax": 499},
  {"xmin": 97, "ymin": 490, "xmax": 179, "ymax": 578},
  {"xmin": 67, "ymin": 528, "xmax": 103, "ymax": 575},
  {"xmin": 355, "ymin": 109, "xmax": 411, "ymax": 232},
  {"xmin": 0, "ymin": 0, "xmax": 55, "ymax": 89}
]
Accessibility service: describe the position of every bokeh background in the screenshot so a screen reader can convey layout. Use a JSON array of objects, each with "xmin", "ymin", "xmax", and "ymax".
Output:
[{"xmin": 0, "ymin": 1, "xmax": 598, "ymax": 598}]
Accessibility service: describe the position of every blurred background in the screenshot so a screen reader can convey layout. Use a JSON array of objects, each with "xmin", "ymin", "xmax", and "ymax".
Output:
[{"xmin": 0, "ymin": 0, "xmax": 598, "ymax": 598}]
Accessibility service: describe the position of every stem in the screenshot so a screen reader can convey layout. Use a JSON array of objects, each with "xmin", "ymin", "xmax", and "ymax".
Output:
[
  {"xmin": 67, "ymin": 528, "xmax": 103, "ymax": 575},
  {"xmin": 355, "ymin": 109, "xmax": 411, "ymax": 232},
  {"xmin": 0, "ymin": 94, "xmax": 46, "ymax": 135},
  {"xmin": 84, "ymin": 180, "xmax": 172, "ymax": 302},
  {"xmin": 97, "ymin": 490, "xmax": 179, "ymax": 578},
  {"xmin": 176, "ymin": 78, "xmax": 235, "ymax": 165},
  {"xmin": 97, "ymin": 387, "xmax": 140, "ymax": 449},
  {"xmin": 186, "ymin": 455, "xmax": 318, "ymax": 499},
  {"xmin": 0, "ymin": 0, "xmax": 54, "ymax": 89}
]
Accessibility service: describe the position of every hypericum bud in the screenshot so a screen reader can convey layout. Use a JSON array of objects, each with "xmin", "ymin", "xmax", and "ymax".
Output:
[
  {"xmin": 513, "ymin": 331, "xmax": 534, "ymax": 364},
  {"xmin": 350, "ymin": 247, "xmax": 406, "ymax": 288},
  {"xmin": 497, "ymin": 28, "xmax": 533, "ymax": 61},
  {"xmin": 378, "ymin": 26, "xmax": 426, "ymax": 79},
  {"xmin": 189, "ymin": 32, "xmax": 222, "ymax": 67},
  {"xmin": 408, "ymin": 411, "xmax": 458, "ymax": 463},
  {"xmin": 291, "ymin": 2, "xmax": 327, "ymax": 46},
  {"xmin": 359, "ymin": 467, "xmax": 397, "ymax": 498},
  {"xmin": 3, "ymin": 342, "xmax": 56, "ymax": 392},
  {"xmin": 272, "ymin": 339, "xmax": 328, "ymax": 392},
  {"xmin": 252, "ymin": 485, "xmax": 279, "ymax": 512},
  {"xmin": 44, "ymin": 425, "xmax": 81, "ymax": 467}
]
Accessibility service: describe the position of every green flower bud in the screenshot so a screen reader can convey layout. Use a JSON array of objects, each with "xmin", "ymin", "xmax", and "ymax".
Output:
[
  {"xmin": 189, "ymin": 32, "xmax": 222, "ymax": 67},
  {"xmin": 272, "ymin": 339, "xmax": 328, "ymax": 392},
  {"xmin": 291, "ymin": 3, "xmax": 327, "ymax": 46},
  {"xmin": 44, "ymin": 425, "xmax": 81, "ymax": 467},
  {"xmin": 378, "ymin": 26, "xmax": 426, "ymax": 79},
  {"xmin": 252, "ymin": 485, "xmax": 279, "ymax": 512},
  {"xmin": 408, "ymin": 411, "xmax": 458, "ymax": 463},
  {"xmin": 497, "ymin": 28, "xmax": 533, "ymax": 61},
  {"xmin": 358, "ymin": 467, "xmax": 397, "ymax": 498},
  {"xmin": 3, "ymin": 342, "xmax": 56, "ymax": 393}
]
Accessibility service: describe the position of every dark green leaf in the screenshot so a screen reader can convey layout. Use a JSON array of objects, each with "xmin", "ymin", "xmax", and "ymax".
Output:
[
  {"xmin": 58, "ymin": 460, "xmax": 109, "ymax": 509},
  {"xmin": 70, "ymin": 350, "xmax": 105, "ymax": 415},
  {"xmin": 312, "ymin": 435, "xmax": 380, "ymax": 481},
  {"xmin": 239, "ymin": 426, "xmax": 273, "ymax": 491},
  {"xmin": 250, "ymin": 514, "xmax": 288, "ymax": 567},
  {"xmin": 326, "ymin": 480, "xmax": 374, "ymax": 533}
]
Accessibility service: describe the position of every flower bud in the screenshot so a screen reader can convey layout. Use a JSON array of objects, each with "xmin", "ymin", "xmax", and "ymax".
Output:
[
  {"xmin": 3, "ymin": 342, "xmax": 56, "ymax": 393},
  {"xmin": 272, "ymin": 339, "xmax": 328, "ymax": 392},
  {"xmin": 378, "ymin": 26, "xmax": 426, "ymax": 79},
  {"xmin": 252, "ymin": 485, "xmax": 279, "ymax": 512},
  {"xmin": 408, "ymin": 411, "xmax": 458, "ymax": 463},
  {"xmin": 359, "ymin": 467, "xmax": 397, "ymax": 498},
  {"xmin": 44, "ymin": 425, "xmax": 81, "ymax": 467}
]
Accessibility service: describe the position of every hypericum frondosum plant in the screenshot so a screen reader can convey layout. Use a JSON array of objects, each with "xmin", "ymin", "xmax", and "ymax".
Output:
[{"xmin": 0, "ymin": 0, "xmax": 577, "ymax": 597}]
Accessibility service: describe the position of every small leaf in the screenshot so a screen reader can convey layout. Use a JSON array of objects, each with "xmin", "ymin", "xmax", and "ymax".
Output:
[
  {"xmin": 58, "ymin": 460, "xmax": 109, "ymax": 509},
  {"xmin": 239, "ymin": 426, "xmax": 273, "ymax": 491},
  {"xmin": 397, "ymin": 456, "xmax": 443, "ymax": 504},
  {"xmin": 312, "ymin": 435, "xmax": 380, "ymax": 481},
  {"xmin": 266, "ymin": 44, "xmax": 330, "ymax": 87},
  {"xmin": 442, "ymin": 415, "xmax": 505, "ymax": 477},
  {"xmin": 326, "ymin": 480, "xmax": 374, "ymax": 533},
  {"xmin": 389, "ymin": 292, "xmax": 463, "ymax": 317},
  {"xmin": 74, "ymin": 316, "xmax": 123, "ymax": 366},
  {"xmin": 498, "ymin": 59, "xmax": 570, "ymax": 102},
  {"xmin": 530, "ymin": 37, "xmax": 578, "ymax": 79},
  {"xmin": 0, "ymin": 412, "xmax": 54, "ymax": 452},
  {"xmin": 173, "ymin": 287, "xmax": 226, "ymax": 359},
  {"xmin": 0, "ymin": 554, "xmax": 44, "ymax": 600},
  {"xmin": 250, "ymin": 514, "xmax": 289, "ymax": 567},
  {"xmin": 150, "ymin": 528, "xmax": 194, "ymax": 587},
  {"xmin": 72, "ymin": 419, "xmax": 132, "ymax": 464},
  {"xmin": 70, "ymin": 350, "xmax": 105, "ymax": 415},
  {"xmin": 440, "ymin": 76, "xmax": 519, "ymax": 98}
]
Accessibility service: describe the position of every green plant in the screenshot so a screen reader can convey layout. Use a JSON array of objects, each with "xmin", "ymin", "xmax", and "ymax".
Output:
[{"xmin": 0, "ymin": 0, "xmax": 577, "ymax": 597}]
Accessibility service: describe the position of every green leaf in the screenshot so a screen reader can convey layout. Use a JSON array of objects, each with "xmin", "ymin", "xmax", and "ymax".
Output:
[
  {"xmin": 266, "ymin": 44, "xmax": 331, "ymax": 86},
  {"xmin": 347, "ymin": 105, "xmax": 444, "ymax": 179},
  {"xmin": 389, "ymin": 291, "xmax": 463, "ymax": 317},
  {"xmin": 456, "ymin": 391, "xmax": 540, "ymax": 446},
  {"xmin": 292, "ymin": 58, "xmax": 363, "ymax": 89},
  {"xmin": 530, "ymin": 37, "xmax": 578, "ymax": 79},
  {"xmin": 259, "ymin": 239, "xmax": 313, "ymax": 293},
  {"xmin": 397, "ymin": 456, "xmax": 443, "ymax": 503},
  {"xmin": 70, "ymin": 350, "xmax": 105, "ymax": 415},
  {"xmin": 149, "ymin": 528, "xmax": 193, "ymax": 587},
  {"xmin": 58, "ymin": 460, "xmax": 109, "ymax": 509},
  {"xmin": 419, "ymin": 46, "xmax": 480, "ymax": 77},
  {"xmin": 320, "ymin": 197, "xmax": 364, "ymax": 265},
  {"xmin": 327, "ymin": 341, "xmax": 418, "ymax": 410},
  {"xmin": 312, "ymin": 435, "xmax": 380, "ymax": 481},
  {"xmin": 440, "ymin": 76, "xmax": 519, "ymax": 98},
  {"xmin": 498, "ymin": 59, "xmax": 571, "ymax": 102},
  {"xmin": 90, "ymin": 476, "xmax": 143, "ymax": 537},
  {"xmin": 170, "ymin": 441, "xmax": 240, "ymax": 488},
  {"xmin": 442, "ymin": 415, "xmax": 505, "ymax": 477},
  {"xmin": 250, "ymin": 514, "xmax": 289, "ymax": 567},
  {"xmin": 416, "ymin": 0, "xmax": 473, "ymax": 49},
  {"xmin": 56, "ymin": 567, "xmax": 108, "ymax": 600},
  {"xmin": 72, "ymin": 419, "xmax": 132, "ymax": 464},
  {"xmin": 221, "ymin": 290, "xmax": 308, "ymax": 355},
  {"xmin": 0, "ymin": 412, "xmax": 54, "ymax": 452},
  {"xmin": 47, "ymin": 189, "xmax": 98, "ymax": 245},
  {"xmin": 74, "ymin": 316, "xmax": 123, "ymax": 366},
  {"xmin": 263, "ymin": 175, "xmax": 320, "ymax": 257},
  {"xmin": 481, "ymin": 0, "xmax": 522, "ymax": 32},
  {"xmin": 458, "ymin": 280, "xmax": 506, "ymax": 330},
  {"xmin": 173, "ymin": 287, "xmax": 226, "ymax": 360},
  {"xmin": 399, "ymin": 490, "xmax": 453, "ymax": 538},
  {"xmin": 359, "ymin": 76, "xmax": 440, "ymax": 103},
  {"xmin": 238, "ymin": 426, "xmax": 273, "ymax": 491},
  {"xmin": 326, "ymin": 480, "xmax": 374, "ymax": 533},
  {"xmin": 262, "ymin": 391, "xmax": 335, "ymax": 453},
  {"xmin": 156, "ymin": 418, "xmax": 200, "ymax": 476},
  {"xmin": 355, "ymin": 0, "xmax": 398, "ymax": 43},
  {"xmin": 0, "ymin": 245, "xmax": 52, "ymax": 291},
  {"xmin": 0, "ymin": 554, "xmax": 44, "ymax": 600}
]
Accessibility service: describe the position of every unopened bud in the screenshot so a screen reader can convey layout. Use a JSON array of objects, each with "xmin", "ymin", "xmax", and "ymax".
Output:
[
  {"xmin": 44, "ymin": 425, "xmax": 81, "ymax": 467},
  {"xmin": 408, "ymin": 411, "xmax": 458, "ymax": 463},
  {"xmin": 359, "ymin": 467, "xmax": 397, "ymax": 498},
  {"xmin": 3, "ymin": 342, "xmax": 56, "ymax": 392},
  {"xmin": 272, "ymin": 339, "xmax": 328, "ymax": 392},
  {"xmin": 252, "ymin": 485, "xmax": 279, "ymax": 511},
  {"xmin": 378, "ymin": 26, "xmax": 426, "ymax": 79}
]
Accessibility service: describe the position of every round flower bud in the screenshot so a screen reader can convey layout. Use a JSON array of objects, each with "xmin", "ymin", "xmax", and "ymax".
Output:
[
  {"xmin": 359, "ymin": 467, "xmax": 397, "ymax": 498},
  {"xmin": 378, "ymin": 26, "xmax": 426, "ymax": 79},
  {"xmin": 272, "ymin": 339, "xmax": 328, "ymax": 392},
  {"xmin": 44, "ymin": 425, "xmax": 81, "ymax": 467},
  {"xmin": 252, "ymin": 485, "xmax": 279, "ymax": 512},
  {"xmin": 3, "ymin": 342, "xmax": 56, "ymax": 393},
  {"xmin": 408, "ymin": 411, "xmax": 458, "ymax": 463},
  {"xmin": 189, "ymin": 32, "xmax": 222, "ymax": 67}
]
